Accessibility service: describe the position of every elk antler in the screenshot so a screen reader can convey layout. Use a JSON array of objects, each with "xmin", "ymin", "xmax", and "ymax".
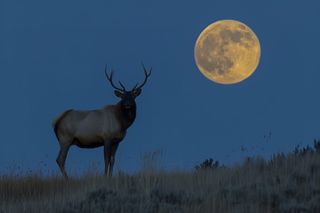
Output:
[
  {"xmin": 134, "ymin": 63, "xmax": 152, "ymax": 90},
  {"xmin": 105, "ymin": 65, "xmax": 127, "ymax": 92}
]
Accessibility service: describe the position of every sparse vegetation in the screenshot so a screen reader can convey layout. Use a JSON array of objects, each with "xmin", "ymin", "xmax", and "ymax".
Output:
[
  {"xmin": 195, "ymin": 158, "xmax": 220, "ymax": 170},
  {"xmin": 1, "ymin": 141, "xmax": 320, "ymax": 213}
]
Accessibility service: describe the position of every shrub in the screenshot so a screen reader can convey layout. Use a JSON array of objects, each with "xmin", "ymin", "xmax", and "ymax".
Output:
[{"xmin": 195, "ymin": 158, "xmax": 219, "ymax": 170}]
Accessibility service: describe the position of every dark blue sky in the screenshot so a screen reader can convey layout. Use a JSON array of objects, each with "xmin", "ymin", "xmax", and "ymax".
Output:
[{"xmin": 1, "ymin": 0, "xmax": 320, "ymax": 174}]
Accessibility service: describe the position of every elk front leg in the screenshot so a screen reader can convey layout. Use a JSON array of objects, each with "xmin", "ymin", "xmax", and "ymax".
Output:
[
  {"xmin": 56, "ymin": 144, "xmax": 70, "ymax": 179},
  {"xmin": 104, "ymin": 141, "xmax": 112, "ymax": 177},
  {"xmin": 109, "ymin": 143, "xmax": 119, "ymax": 177}
]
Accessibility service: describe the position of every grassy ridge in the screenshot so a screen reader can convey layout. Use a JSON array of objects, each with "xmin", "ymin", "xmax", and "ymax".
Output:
[{"xmin": 1, "ymin": 143, "xmax": 320, "ymax": 213}]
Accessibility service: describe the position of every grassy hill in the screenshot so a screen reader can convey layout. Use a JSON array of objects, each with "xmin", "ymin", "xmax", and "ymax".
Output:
[{"xmin": 1, "ymin": 142, "xmax": 320, "ymax": 213}]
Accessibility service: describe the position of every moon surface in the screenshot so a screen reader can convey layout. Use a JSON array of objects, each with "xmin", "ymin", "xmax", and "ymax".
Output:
[{"xmin": 194, "ymin": 20, "xmax": 261, "ymax": 84}]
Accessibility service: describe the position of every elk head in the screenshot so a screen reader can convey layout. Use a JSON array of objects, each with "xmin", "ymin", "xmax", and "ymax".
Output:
[{"xmin": 105, "ymin": 63, "xmax": 151, "ymax": 111}]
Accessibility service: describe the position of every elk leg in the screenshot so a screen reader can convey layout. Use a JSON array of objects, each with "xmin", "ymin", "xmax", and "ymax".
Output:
[
  {"xmin": 56, "ymin": 145, "xmax": 70, "ymax": 179},
  {"xmin": 104, "ymin": 141, "xmax": 112, "ymax": 177},
  {"xmin": 109, "ymin": 143, "xmax": 119, "ymax": 177}
]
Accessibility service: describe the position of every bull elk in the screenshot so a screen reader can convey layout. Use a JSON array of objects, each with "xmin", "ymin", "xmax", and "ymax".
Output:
[{"xmin": 53, "ymin": 64, "xmax": 151, "ymax": 178}]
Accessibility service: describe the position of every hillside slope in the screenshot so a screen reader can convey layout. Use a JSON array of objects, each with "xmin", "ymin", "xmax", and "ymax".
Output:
[{"xmin": 1, "ymin": 142, "xmax": 320, "ymax": 213}]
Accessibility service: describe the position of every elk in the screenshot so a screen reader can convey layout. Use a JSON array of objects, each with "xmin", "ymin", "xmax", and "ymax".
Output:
[{"xmin": 53, "ymin": 64, "xmax": 151, "ymax": 178}]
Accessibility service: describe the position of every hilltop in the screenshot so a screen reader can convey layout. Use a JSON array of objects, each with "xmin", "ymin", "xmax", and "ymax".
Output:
[{"xmin": 1, "ymin": 141, "xmax": 320, "ymax": 213}]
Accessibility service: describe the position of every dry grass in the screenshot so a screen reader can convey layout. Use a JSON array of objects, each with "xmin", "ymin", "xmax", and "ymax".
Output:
[{"xmin": 1, "ymin": 146, "xmax": 320, "ymax": 213}]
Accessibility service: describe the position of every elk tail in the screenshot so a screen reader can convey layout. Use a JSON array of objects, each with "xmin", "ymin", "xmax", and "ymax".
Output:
[{"xmin": 53, "ymin": 109, "xmax": 72, "ymax": 140}]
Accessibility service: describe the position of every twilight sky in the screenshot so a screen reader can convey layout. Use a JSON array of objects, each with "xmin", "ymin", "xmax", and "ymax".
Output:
[{"xmin": 1, "ymin": 0, "xmax": 320, "ymax": 175}]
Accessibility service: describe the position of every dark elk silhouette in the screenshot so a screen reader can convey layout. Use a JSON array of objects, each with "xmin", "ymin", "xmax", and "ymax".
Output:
[{"xmin": 53, "ymin": 64, "xmax": 151, "ymax": 178}]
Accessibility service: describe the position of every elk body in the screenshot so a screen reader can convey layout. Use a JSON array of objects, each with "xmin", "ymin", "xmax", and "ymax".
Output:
[{"xmin": 53, "ymin": 65, "xmax": 151, "ymax": 178}]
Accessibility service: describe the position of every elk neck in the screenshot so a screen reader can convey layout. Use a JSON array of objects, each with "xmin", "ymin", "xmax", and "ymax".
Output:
[{"xmin": 116, "ymin": 100, "xmax": 137, "ymax": 130}]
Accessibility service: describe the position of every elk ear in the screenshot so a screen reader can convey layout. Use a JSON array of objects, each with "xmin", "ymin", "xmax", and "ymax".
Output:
[
  {"xmin": 132, "ymin": 89, "xmax": 141, "ymax": 97},
  {"xmin": 114, "ymin": 90, "xmax": 123, "ymax": 98}
]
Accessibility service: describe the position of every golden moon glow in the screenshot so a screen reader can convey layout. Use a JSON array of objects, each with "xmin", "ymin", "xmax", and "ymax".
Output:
[{"xmin": 194, "ymin": 20, "xmax": 261, "ymax": 84}]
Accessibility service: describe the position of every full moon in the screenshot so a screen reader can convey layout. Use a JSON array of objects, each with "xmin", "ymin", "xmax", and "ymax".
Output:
[{"xmin": 194, "ymin": 20, "xmax": 261, "ymax": 84}]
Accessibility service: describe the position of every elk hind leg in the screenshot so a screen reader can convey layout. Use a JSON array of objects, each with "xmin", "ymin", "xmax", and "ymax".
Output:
[{"xmin": 56, "ymin": 144, "xmax": 70, "ymax": 179}]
